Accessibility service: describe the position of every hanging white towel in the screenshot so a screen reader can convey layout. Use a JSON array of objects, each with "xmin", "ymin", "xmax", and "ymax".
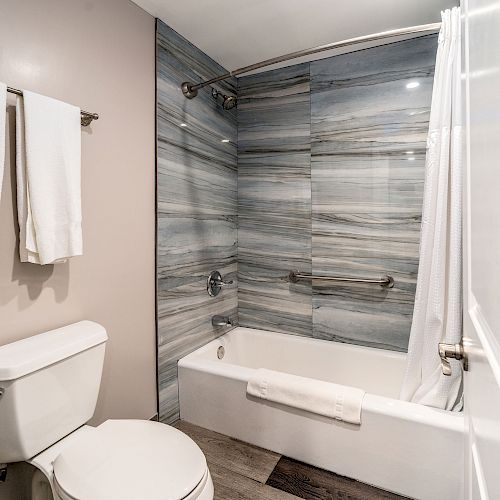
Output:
[
  {"xmin": 247, "ymin": 368, "xmax": 365, "ymax": 424},
  {"xmin": 0, "ymin": 83, "xmax": 7, "ymax": 198},
  {"xmin": 16, "ymin": 91, "xmax": 82, "ymax": 264}
]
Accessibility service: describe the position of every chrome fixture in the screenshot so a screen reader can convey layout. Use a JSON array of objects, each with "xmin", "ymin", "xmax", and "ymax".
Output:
[
  {"xmin": 207, "ymin": 270, "xmax": 233, "ymax": 297},
  {"xmin": 181, "ymin": 22, "xmax": 441, "ymax": 100},
  {"xmin": 438, "ymin": 342, "xmax": 468, "ymax": 376},
  {"xmin": 212, "ymin": 315, "xmax": 233, "ymax": 328},
  {"xmin": 181, "ymin": 81, "xmax": 199, "ymax": 99},
  {"xmin": 217, "ymin": 346, "xmax": 225, "ymax": 359},
  {"xmin": 211, "ymin": 88, "xmax": 237, "ymax": 110},
  {"xmin": 289, "ymin": 271, "xmax": 394, "ymax": 288},
  {"xmin": 6, "ymin": 86, "xmax": 99, "ymax": 126}
]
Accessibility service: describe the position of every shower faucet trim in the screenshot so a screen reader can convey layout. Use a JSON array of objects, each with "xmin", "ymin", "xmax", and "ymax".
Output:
[{"xmin": 207, "ymin": 270, "xmax": 234, "ymax": 297}]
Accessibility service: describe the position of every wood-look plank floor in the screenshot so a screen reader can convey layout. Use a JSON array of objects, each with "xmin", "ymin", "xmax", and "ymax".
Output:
[
  {"xmin": 175, "ymin": 421, "xmax": 407, "ymax": 500},
  {"xmin": 210, "ymin": 463, "xmax": 301, "ymax": 500},
  {"xmin": 174, "ymin": 420, "xmax": 281, "ymax": 484},
  {"xmin": 267, "ymin": 457, "xmax": 408, "ymax": 500}
]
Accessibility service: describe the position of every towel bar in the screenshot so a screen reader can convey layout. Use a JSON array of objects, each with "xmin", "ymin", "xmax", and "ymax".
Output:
[{"xmin": 6, "ymin": 86, "xmax": 99, "ymax": 126}]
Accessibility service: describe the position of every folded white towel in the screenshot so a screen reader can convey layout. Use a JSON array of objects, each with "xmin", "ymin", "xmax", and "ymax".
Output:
[
  {"xmin": 16, "ymin": 91, "xmax": 82, "ymax": 264},
  {"xmin": 0, "ymin": 83, "xmax": 7, "ymax": 197},
  {"xmin": 247, "ymin": 368, "xmax": 365, "ymax": 424}
]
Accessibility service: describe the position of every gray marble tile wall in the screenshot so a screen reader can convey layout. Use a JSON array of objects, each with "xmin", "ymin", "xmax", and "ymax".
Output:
[
  {"xmin": 237, "ymin": 64, "xmax": 312, "ymax": 336},
  {"xmin": 237, "ymin": 35, "xmax": 437, "ymax": 351},
  {"xmin": 310, "ymin": 35, "xmax": 437, "ymax": 351},
  {"xmin": 156, "ymin": 20, "xmax": 237, "ymax": 423},
  {"xmin": 157, "ymin": 30, "xmax": 437, "ymax": 422}
]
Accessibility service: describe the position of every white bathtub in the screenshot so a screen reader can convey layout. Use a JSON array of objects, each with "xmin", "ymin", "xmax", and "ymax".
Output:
[{"xmin": 178, "ymin": 327, "xmax": 464, "ymax": 500}]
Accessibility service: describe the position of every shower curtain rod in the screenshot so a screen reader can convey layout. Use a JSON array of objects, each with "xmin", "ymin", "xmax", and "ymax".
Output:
[
  {"xmin": 6, "ymin": 86, "xmax": 99, "ymax": 126},
  {"xmin": 181, "ymin": 21, "xmax": 441, "ymax": 99}
]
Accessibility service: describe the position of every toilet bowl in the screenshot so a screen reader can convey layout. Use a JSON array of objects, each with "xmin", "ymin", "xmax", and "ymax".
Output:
[
  {"xmin": 0, "ymin": 321, "xmax": 214, "ymax": 500},
  {"xmin": 30, "ymin": 420, "xmax": 214, "ymax": 500}
]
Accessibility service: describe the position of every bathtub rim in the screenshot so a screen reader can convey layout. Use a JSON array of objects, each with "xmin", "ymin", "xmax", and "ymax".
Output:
[
  {"xmin": 179, "ymin": 327, "xmax": 465, "ymax": 432},
  {"xmin": 184, "ymin": 326, "xmax": 409, "ymax": 361}
]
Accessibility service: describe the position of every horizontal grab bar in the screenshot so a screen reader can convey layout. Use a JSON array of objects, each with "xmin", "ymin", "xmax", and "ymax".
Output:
[{"xmin": 288, "ymin": 271, "xmax": 394, "ymax": 288}]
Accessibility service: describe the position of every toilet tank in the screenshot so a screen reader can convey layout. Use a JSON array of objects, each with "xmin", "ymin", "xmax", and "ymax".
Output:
[{"xmin": 0, "ymin": 321, "xmax": 107, "ymax": 463}]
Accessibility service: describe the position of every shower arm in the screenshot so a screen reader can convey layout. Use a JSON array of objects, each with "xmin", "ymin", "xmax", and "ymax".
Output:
[{"xmin": 181, "ymin": 22, "xmax": 441, "ymax": 98}]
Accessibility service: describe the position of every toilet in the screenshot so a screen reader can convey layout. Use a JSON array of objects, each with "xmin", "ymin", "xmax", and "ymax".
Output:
[{"xmin": 0, "ymin": 321, "xmax": 214, "ymax": 500}]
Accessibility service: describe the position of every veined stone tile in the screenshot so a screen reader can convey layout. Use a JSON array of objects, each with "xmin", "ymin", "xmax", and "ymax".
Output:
[
  {"xmin": 158, "ymin": 281, "xmax": 237, "ymax": 422},
  {"xmin": 157, "ymin": 21, "xmax": 236, "ymax": 104},
  {"xmin": 157, "ymin": 215, "xmax": 237, "ymax": 273},
  {"xmin": 312, "ymin": 213, "xmax": 421, "ymax": 268},
  {"xmin": 157, "ymin": 126, "xmax": 237, "ymax": 216},
  {"xmin": 156, "ymin": 20, "xmax": 237, "ymax": 423},
  {"xmin": 157, "ymin": 213, "xmax": 237, "ymax": 423},
  {"xmin": 313, "ymin": 295, "xmax": 413, "ymax": 352},
  {"xmin": 312, "ymin": 154, "xmax": 426, "ymax": 214},
  {"xmin": 157, "ymin": 22, "xmax": 237, "ymax": 217},
  {"xmin": 310, "ymin": 35, "xmax": 437, "ymax": 95},
  {"xmin": 310, "ymin": 35, "xmax": 437, "ymax": 351},
  {"xmin": 237, "ymin": 64, "xmax": 312, "ymax": 335},
  {"xmin": 238, "ymin": 63, "xmax": 310, "ymax": 100},
  {"xmin": 238, "ymin": 214, "xmax": 312, "ymax": 336}
]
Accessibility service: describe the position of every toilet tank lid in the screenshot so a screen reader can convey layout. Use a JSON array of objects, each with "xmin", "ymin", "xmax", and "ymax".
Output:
[{"xmin": 0, "ymin": 321, "xmax": 108, "ymax": 381}]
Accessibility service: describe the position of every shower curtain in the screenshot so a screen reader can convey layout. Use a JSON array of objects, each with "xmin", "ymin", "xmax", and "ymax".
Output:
[{"xmin": 400, "ymin": 7, "xmax": 463, "ymax": 411}]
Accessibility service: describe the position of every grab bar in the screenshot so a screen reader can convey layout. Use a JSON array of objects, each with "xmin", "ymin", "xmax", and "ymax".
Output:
[{"xmin": 288, "ymin": 271, "xmax": 394, "ymax": 288}]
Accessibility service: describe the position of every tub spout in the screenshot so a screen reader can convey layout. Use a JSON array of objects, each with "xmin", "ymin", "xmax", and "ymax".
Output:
[{"xmin": 212, "ymin": 315, "xmax": 233, "ymax": 328}]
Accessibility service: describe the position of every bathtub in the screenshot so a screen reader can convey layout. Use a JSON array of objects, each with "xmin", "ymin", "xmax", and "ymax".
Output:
[{"xmin": 178, "ymin": 327, "xmax": 464, "ymax": 500}]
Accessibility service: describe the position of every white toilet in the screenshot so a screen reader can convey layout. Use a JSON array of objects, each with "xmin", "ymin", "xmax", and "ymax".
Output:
[{"xmin": 0, "ymin": 321, "xmax": 214, "ymax": 500}]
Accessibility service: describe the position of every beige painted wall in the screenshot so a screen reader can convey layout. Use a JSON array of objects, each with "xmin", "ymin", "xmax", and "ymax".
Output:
[{"xmin": 0, "ymin": 0, "xmax": 157, "ymax": 424}]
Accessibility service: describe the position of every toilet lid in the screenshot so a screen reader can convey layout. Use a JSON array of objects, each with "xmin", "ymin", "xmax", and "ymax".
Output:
[{"xmin": 53, "ymin": 420, "xmax": 207, "ymax": 500}]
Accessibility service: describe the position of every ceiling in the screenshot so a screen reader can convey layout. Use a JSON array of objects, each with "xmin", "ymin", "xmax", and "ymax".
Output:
[{"xmin": 132, "ymin": 0, "xmax": 458, "ymax": 72}]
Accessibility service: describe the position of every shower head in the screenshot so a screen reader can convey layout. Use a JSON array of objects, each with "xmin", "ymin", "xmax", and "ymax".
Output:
[
  {"xmin": 211, "ymin": 88, "xmax": 237, "ymax": 110},
  {"xmin": 222, "ymin": 95, "xmax": 237, "ymax": 110}
]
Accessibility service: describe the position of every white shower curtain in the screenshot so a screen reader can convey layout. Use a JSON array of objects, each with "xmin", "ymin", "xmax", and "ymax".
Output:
[{"xmin": 400, "ymin": 7, "xmax": 463, "ymax": 411}]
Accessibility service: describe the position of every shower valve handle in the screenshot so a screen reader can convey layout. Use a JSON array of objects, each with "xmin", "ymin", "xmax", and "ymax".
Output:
[
  {"xmin": 207, "ymin": 271, "xmax": 233, "ymax": 297},
  {"xmin": 215, "ymin": 277, "xmax": 233, "ymax": 287}
]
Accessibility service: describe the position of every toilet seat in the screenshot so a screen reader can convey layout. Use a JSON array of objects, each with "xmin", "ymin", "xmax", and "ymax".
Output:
[{"xmin": 52, "ymin": 419, "xmax": 208, "ymax": 500}]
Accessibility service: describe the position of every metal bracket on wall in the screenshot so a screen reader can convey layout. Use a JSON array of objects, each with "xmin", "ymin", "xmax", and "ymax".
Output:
[{"xmin": 438, "ymin": 342, "xmax": 468, "ymax": 375}]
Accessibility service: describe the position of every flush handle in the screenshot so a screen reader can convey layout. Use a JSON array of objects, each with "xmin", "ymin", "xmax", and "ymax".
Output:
[{"xmin": 438, "ymin": 342, "xmax": 468, "ymax": 376}]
